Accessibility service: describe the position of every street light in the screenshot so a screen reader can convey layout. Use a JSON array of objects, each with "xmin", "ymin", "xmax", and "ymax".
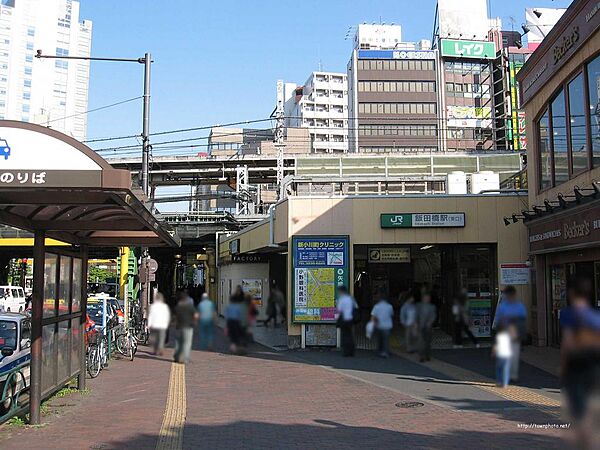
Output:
[
  {"xmin": 35, "ymin": 50, "xmax": 153, "ymax": 197},
  {"xmin": 35, "ymin": 49, "xmax": 154, "ymax": 356}
]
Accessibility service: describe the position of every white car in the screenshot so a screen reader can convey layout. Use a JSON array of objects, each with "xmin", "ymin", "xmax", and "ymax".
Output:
[
  {"xmin": 0, "ymin": 287, "xmax": 26, "ymax": 313},
  {"xmin": 0, "ymin": 313, "xmax": 31, "ymax": 415}
]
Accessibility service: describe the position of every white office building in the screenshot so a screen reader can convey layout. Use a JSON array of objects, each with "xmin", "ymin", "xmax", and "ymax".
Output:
[
  {"xmin": 282, "ymin": 71, "xmax": 348, "ymax": 153},
  {"xmin": 0, "ymin": 0, "xmax": 92, "ymax": 141}
]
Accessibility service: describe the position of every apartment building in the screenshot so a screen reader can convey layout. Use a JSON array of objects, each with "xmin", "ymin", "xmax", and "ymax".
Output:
[
  {"xmin": 283, "ymin": 71, "xmax": 348, "ymax": 153},
  {"xmin": 0, "ymin": 0, "xmax": 92, "ymax": 141},
  {"xmin": 347, "ymin": 24, "xmax": 438, "ymax": 153}
]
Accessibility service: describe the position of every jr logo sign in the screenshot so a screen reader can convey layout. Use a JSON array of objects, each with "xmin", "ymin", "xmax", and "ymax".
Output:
[{"xmin": 0, "ymin": 138, "xmax": 11, "ymax": 160}]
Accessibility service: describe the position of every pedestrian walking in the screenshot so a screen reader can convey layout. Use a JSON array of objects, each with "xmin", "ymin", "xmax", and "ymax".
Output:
[
  {"xmin": 174, "ymin": 290, "xmax": 198, "ymax": 364},
  {"xmin": 371, "ymin": 291, "xmax": 394, "ymax": 358},
  {"xmin": 452, "ymin": 289, "xmax": 479, "ymax": 348},
  {"xmin": 493, "ymin": 323, "xmax": 514, "ymax": 388},
  {"xmin": 493, "ymin": 285, "xmax": 526, "ymax": 382},
  {"xmin": 148, "ymin": 292, "xmax": 170, "ymax": 356},
  {"xmin": 245, "ymin": 292, "xmax": 259, "ymax": 343},
  {"xmin": 399, "ymin": 293, "xmax": 418, "ymax": 353},
  {"xmin": 226, "ymin": 286, "xmax": 246, "ymax": 354},
  {"xmin": 416, "ymin": 292, "xmax": 436, "ymax": 362},
  {"xmin": 197, "ymin": 292, "xmax": 216, "ymax": 350},
  {"xmin": 264, "ymin": 284, "xmax": 284, "ymax": 328},
  {"xmin": 559, "ymin": 277, "xmax": 600, "ymax": 449},
  {"xmin": 336, "ymin": 286, "xmax": 357, "ymax": 357}
]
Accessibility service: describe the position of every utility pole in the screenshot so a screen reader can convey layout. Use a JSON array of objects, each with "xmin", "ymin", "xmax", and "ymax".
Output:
[
  {"xmin": 35, "ymin": 50, "xmax": 153, "ymax": 195},
  {"xmin": 35, "ymin": 50, "xmax": 154, "ymax": 324},
  {"xmin": 141, "ymin": 52, "xmax": 151, "ymax": 196},
  {"xmin": 274, "ymin": 80, "xmax": 286, "ymax": 198}
]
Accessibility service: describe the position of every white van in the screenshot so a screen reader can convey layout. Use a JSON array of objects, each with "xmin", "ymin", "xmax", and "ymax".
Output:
[
  {"xmin": 0, "ymin": 313, "xmax": 31, "ymax": 414},
  {"xmin": 0, "ymin": 287, "xmax": 26, "ymax": 313}
]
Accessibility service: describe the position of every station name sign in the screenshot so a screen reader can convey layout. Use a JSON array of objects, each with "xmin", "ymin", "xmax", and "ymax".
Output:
[
  {"xmin": 440, "ymin": 39, "xmax": 496, "ymax": 60},
  {"xmin": 358, "ymin": 49, "xmax": 436, "ymax": 60},
  {"xmin": 381, "ymin": 213, "xmax": 465, "ymax": 228}
]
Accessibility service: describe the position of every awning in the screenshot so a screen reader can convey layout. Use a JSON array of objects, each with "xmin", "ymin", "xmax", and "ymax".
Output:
[{"xmin": 0, "ymin": 120, "xmax": 180, "ymax": 247}]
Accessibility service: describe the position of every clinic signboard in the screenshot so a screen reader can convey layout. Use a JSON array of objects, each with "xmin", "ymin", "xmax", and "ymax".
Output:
[
  {"xmin": 440, "ymin": 39, "xmax": 496, "ymax": 59},
  {"xmin": 292, "ymin": 236, "xmax": 349, "ymax": 323},
  {"xmin": 381, "ymin": 213, "xmax": 465, "ymax": 228},
  {"xmin": 358, "ymin": 49, "xmax": 436, "ymax": 60}
]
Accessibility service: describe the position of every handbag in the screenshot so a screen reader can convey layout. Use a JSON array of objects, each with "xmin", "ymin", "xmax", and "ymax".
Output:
[{"xmin": 365, "ymin": 320, "xmax": 375, "ymax": 339}]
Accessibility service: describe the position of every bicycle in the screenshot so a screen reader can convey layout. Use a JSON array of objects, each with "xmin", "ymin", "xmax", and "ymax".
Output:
[
  {"xmin": 115, "ymin": 327, "xmax": 137, "ymax": 361},
  {"xmin": 129, "ymin": 302, "xmax": 149, "ymax": 345},
  {"xmin": 86, "ymin": 337, "xmax": 102, "ymax": 378}
]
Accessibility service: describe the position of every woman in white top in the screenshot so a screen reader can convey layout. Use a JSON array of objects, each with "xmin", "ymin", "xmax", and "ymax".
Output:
[{"xmin": 148, "ymin": 293, "xmax": 171, "ymax": 355}]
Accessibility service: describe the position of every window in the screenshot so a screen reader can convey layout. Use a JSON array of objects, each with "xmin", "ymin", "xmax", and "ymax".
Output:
[
  {"xmin": 56, "ymin": 47, "xmax": 69, "ymax": 57},
  {"xmin": 587, "ymin": 55, "xmax": 600, "ymax": 167},
  {"xmin": 538, "ymin": 110, "xmax": 552, "ymax": 190},
  {"xmin": 27, "ymin": 27, "xmax": 35, "ymax": 37},
  {"xmin": 25, "ymin": 54, "xmax": 32, "ymax": 62},
  {"xmin": 551, "ymin": 90, "xmax": 568, "ymax": 185},
  {"xmin": 26, "ymin": 42, "xmax": 33, "ymax": 51},
  {"xmin": 24, "ymin": 67, "xmax": 31, "ymax": 75},
  {"xmin": 22, "ymin": 104, "xmax": 29, "ymax": 113},
  {"xmin": 568, "ymin": 73, "xmax": 588, "ymax": 174},
  {"xmin": 24, "ymin": 79, "xmax": 31, "ymax": 87},
  {"xmin": 55, "ymin": 60, "xmax": 68, "ymax": 69},
  {"xmin": 23, "ymin": 92, "xmax": 30, "ymax": 100}
]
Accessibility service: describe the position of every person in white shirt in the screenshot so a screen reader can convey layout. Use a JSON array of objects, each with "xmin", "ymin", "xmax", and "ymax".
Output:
[
  {"xmin": 336, "ymin": 286, "xmax": 356, "ymax": 357},
  {"xmin": 148, "ymin": 293, "xmax": 171, "ymax": 356},
  {"xmin": 371, "ymin": 292, "xmax": 394, "ymax": 358},
  {"xmin": 493, "ymin": 324, "xmax": 515, "ymax": 387}
]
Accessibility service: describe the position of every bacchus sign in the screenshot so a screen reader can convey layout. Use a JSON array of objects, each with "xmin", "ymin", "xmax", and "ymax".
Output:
[{"xmin": 528, "ymin": 202, "xmax": 600, "ymax": 254}]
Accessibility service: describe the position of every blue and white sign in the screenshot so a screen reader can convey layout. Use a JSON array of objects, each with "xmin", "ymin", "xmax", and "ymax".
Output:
[
  {"xmin": 0, "ymin": 138, "xmax": 11, "ymax": 160},
  {"xmin": 358, "ymin": 49, "xmax": 436, "ymax": 60}
]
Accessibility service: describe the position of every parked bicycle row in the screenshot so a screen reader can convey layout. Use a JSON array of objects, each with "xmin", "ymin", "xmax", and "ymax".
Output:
[{"xmin": 84, "ymin": 293, "xmax": 149, "ymax": 378}]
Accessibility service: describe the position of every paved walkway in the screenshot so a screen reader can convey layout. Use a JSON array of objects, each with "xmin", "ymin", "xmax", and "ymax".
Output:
[{"xmin": 0, "ymin": 330, "xmax": 573, "ymax": 449}]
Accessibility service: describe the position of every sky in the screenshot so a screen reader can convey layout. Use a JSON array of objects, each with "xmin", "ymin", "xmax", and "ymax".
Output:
[{"xmin": 79, "ymin": 0, "xmax": 573, "ymax": 156}]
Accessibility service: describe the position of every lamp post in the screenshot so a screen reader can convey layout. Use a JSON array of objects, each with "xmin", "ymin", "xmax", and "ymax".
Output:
[{"xmin": 35, "ymin": 50, "xmax": 152, "ymax": 196}]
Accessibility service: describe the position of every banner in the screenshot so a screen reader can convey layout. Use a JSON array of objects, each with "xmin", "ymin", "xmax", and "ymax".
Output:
[
  {"xmin": 242, "ymin": 279, "xmax": 263, "ymax": 306},
  {"xmin": 468, "ymin": 299, "xmax": 492, "ymax": 337},
  {"xmin": 500, "ymin": 264, "xmax": 530, "ymax": 285},
  {"xmin": 292, "ymin": 236, "xmax": 349, "ymax": 323},
  {"xmin": 440, "ymin": 39, "xmax": 496, "ymax": 59}
]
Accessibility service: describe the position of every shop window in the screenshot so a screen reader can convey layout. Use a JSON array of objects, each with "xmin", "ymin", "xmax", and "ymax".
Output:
[
  {"xmin": 586, "ymin": 55, "xmax": 600, "ymax": 168},
  {"xmin": 551, "ymin": 89, "xmax": 569, "ymax": 185},
  {"xmin": 538, "ymin": 110, "xmax": 552, "ymax": 190},
  {"xmin": 568, "ymin": 73, "xmax": 588, "ymax": 174}
]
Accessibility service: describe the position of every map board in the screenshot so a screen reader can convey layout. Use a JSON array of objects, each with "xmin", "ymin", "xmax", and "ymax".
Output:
[{"xmin": 292, "ymin": 236, "xmax": 349, "ymax": 323}]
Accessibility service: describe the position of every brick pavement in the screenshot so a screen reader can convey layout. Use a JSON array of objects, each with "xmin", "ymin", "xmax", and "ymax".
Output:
[
  {"xmin": 0, "ymin": 330, "xmax": 573, "ymax": 450},
  {"xmin": 0, "ymin": 348, "xmax": 173, "ymax": 450},
  {"xmin": 180, "ymin": 342, "xmax": 568, "ymax": 449}
]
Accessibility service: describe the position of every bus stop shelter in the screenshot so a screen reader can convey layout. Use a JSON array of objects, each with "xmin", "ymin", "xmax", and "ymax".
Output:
[{"xmin": 0, "ymin": 121, "xmax": 180, "ymax": 424}]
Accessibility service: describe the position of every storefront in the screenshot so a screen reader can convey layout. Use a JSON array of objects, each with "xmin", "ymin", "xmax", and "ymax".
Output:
[
  {"xmin": 528, "ymin": 201, "xmax": 600, "ymax": 346},
  {"xmin": 517, "ymin": 0, "xmax": 600, "ymax": 346},
  {"xmin": 218, "ymin": 194, "xmax": 529, "ymax": 348}
]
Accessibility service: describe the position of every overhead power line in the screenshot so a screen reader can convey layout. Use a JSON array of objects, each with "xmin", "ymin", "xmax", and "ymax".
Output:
[
  {"xmin": 84, "ymin": 117, "xmax": 276, "ymax": 143},
  {"xmin": 45, "ymin": 96, "xmax": 142, "ymax": 125}
]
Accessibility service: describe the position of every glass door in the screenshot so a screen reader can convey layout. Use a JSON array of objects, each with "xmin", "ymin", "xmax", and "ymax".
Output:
[{"xmin": 549, "ymin": 264, "xmax": 567, "ymax": 346}]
